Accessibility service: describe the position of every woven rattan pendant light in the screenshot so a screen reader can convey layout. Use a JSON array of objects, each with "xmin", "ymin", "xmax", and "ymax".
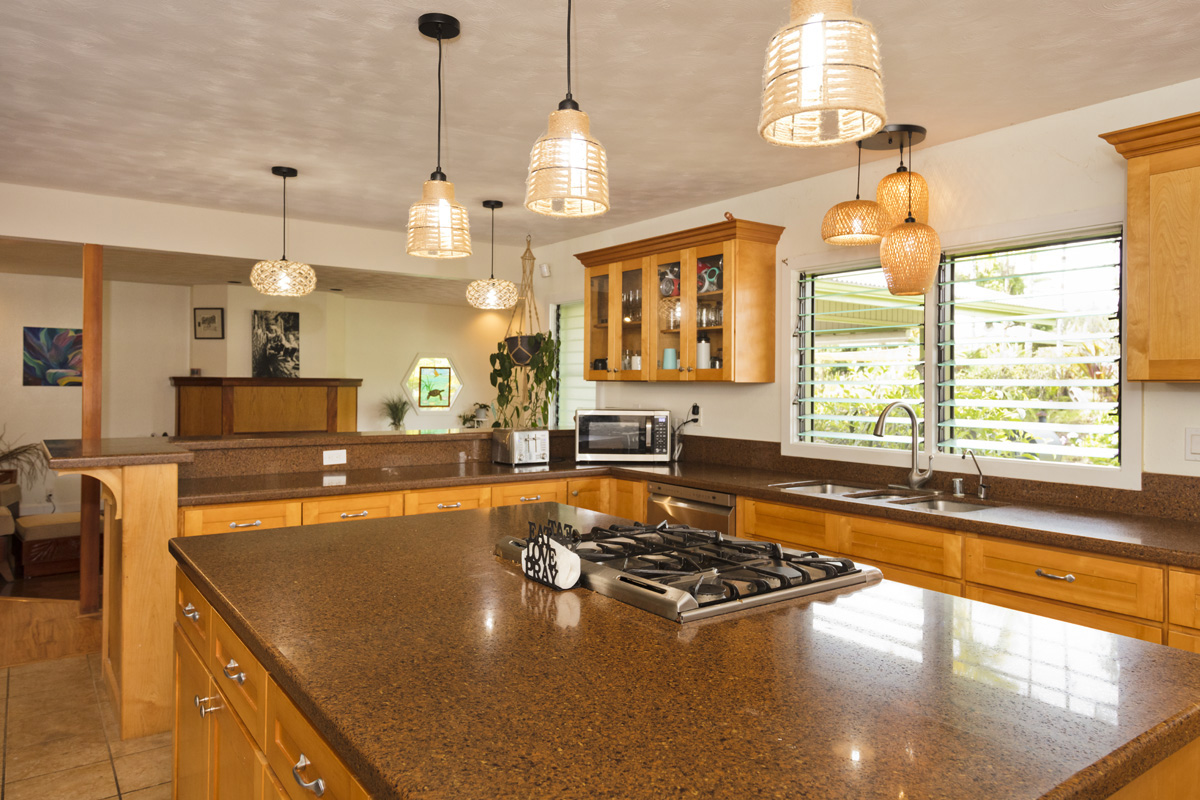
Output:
[
  {"xmin": 467, "ymin": 201, "xmax": 519, "ymax": 310},
  {"xmin": 875, "ymin": 125, "xmax": 929, "ymax": 225},
  {"xmin": 821, "ymin": 141, "xmax": 890, "ymax": 245},
  {"xmin": 879, "ymin": 156, "xmax": 941, "ymax": 296},
  {"xmin": 525, "ymin": 0, "xmax": 609, "ymax": 218},
  {"xmin": 251, "ymin": 166, "xmax": 317, "ymax": 297},
  {"xmin": 759, "ymin": 0, "xmax": 886, "ymax": 148},
  {"xmin": 407, "ymin": 13, "xmax": 471, "ymax": 259}
]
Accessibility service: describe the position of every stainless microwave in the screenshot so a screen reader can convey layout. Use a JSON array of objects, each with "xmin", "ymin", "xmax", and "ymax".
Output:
[{"xmin": 575, "ymin": 409, "xmax": 672, "ymax": 462}]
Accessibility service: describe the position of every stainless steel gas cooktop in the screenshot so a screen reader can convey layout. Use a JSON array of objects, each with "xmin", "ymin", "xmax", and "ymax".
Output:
[{"xmin": 495, "ymin": 520, "xmax": 883, "ymax": 622}]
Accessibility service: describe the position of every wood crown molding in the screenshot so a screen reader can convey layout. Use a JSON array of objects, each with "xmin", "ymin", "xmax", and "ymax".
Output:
[
  {"xmin": 573, "ymin": 218, "xmax": 785, "ymax": 268},
  {"xmin": 1100, "ymin": 111, "xmax": 1200, "ymax": 159}
]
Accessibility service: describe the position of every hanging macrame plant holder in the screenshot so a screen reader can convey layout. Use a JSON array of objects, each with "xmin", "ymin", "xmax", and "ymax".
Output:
[{"xmin": 504, "ymin": 236, "xmax": 544, "ymax": 366}]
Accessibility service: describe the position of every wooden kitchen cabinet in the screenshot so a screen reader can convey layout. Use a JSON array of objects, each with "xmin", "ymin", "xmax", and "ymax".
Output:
[
  {"xmin": 584, "ymin": 259, "xmax": 652, "ymax": 381},
  {"xmin": 266, "ymin": 679, "xmax": 359, "ymax": 800},
  {"xmin": 576, "ymin": 217, "xmax": 784, "ymax": 383},
  {"xmin": 742, "ymin": 499, "xmax": 835, "ymax": 552},
  {"xmin": 180, "ymin": 500, "xmax": 302, "ymax": 537},
  {"xmin": 833, "ymin": 513, "xmax": 963, "ymax": 579},
  {"xmin": 402, "ymin": 485, "xmax": 491, "ymax": 515},
  {"xmin": 491, "ymin": 480, "xmax": 569, "ymax": 508},
  {"xmin": 568, "ymin": 477, "xmax": 610, "ymax": 513},
  {"xmin": 966, "ymin": 585, "xmax": 1163, "ymax": 644},
  {"xmin": 1101, "ymin": 113, "xmax": 1200, "ymax": 380},
  {"xmin": 610, "ymin": 479, "xmax": 647, "ymax": 521},
  {"xmin": 301, "ymin": 492, "xmax": 403, "ymax": 525}
]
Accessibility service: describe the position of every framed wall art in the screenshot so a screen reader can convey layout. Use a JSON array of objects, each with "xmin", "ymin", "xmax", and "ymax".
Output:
[
  {"xmin": 193, "ymin": 308, "xmax": 225, "ymax": 340},
  {"xmin": 251, "ymin": 310, "xmax": 300, "ymax": 378},
  {"xmin": 23, "ymin": 327, "xmax": 83, "ymax": 386}
]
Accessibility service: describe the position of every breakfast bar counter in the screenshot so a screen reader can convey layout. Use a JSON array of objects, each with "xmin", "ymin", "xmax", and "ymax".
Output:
[{"xmin": 171, "ymin": 503, "xmax": 1200, "ymax": 800}]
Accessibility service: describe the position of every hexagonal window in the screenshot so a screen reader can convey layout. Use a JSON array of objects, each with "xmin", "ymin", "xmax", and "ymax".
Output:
[{"xmin": 404, "ymin": 354, "xmax": 463, "ymax": 410}]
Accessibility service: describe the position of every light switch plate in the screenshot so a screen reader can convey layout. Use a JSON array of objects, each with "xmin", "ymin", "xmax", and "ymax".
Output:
[
  {"xmin": 1186, "ymin": 429, "xmax": 1200, "ymax": 462},
  {"xmin": 323, "ymin": 449, "xmax": 347, "ymax": 466}
]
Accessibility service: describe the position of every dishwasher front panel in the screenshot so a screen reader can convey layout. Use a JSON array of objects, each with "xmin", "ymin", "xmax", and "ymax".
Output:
[{"xmin": 645, "ymin": 482, "xmax": 735, "ymax": 536}]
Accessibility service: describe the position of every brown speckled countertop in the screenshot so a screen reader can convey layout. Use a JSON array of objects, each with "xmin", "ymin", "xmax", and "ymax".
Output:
[
  {"xmin": 44, "ymin": 437, "xmax": 195, "ymax": 468},
  {"xmin": 171, "ymin": 504, "xmax": 1200, "ymax": 800}
]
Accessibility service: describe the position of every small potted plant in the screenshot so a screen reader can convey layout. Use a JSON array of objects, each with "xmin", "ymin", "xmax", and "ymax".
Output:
[
  {"xmin": 0, "ymin": 427, "xmax": 49, "ymax": 487},
  {"xmin": 381, "ymin": 395, "xmax": 412, "ymax": 431}
]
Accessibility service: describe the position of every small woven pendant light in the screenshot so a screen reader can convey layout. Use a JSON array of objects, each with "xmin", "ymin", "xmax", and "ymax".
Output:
[
  {"xmin": 877, "ymin": 130, "xmax": 929, "ymax": 225},
  {"xmin": 879, "ymin": 166, "xmax": 941, "ymax": 296},
  {"xmin": 251, "ymin": 166, "xmax": 317, "ymax": 297},
  {"xmin": 759, "ymin": 0, "xmax": 886, "ymax": 148},
  {"xmin": 525, "ymin": 0, "xmax": 609, "ymax": 218},
  {"xmin": 407, "ymin": 14, "xmax": 471, "ymax": 259},
  {"xmin": 466, "ymin": 201, "xmax": 519, "ymax": 310},
  {"xmin": 822, "ymin": 141, "xmax": 890, "ymax": 245}
]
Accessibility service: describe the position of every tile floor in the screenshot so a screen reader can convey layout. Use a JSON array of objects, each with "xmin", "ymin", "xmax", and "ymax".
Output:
[{"xmin": 1, "ymin": 654, "xmax": 172, "ymax": 799}]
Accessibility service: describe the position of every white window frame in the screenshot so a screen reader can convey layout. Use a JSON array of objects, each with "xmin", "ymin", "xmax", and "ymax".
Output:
[{"xmin": 780, "ymin": 221, "xmax": 1142, "ymax": 491}]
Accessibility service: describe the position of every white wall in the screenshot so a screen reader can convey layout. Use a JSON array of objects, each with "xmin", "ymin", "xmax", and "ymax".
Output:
[
  {"xmin": 0, "ymin": 273, "xmax": 190, "ymax": 512},
  {"xmin": 529, "ymin": 76, "xmax": 1200, "ymax": 479}
]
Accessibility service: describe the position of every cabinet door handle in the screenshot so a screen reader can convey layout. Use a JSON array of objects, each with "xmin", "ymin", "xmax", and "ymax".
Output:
[
  {"xmin": 222, "ymin": 658, "xmax": 246, "ymax": 685},
  {"xmin": 1035, "ymin": 568, "xmax": 1076, "ymax": 583},
  {"xmin": 687, "ymin": 366, "xmax": 694, "ymax": 372},
  {"xmin": 340, "ymin": 511, "xmax": 369, "ymax": 519},
  {"xmin": 437, "ymin": 502, "xmax": 462, "ymax": 509},
  {"xmin": 181, "ymin": 602, "xmax": 200, "ymax": 622},
  {"xmin": 293, "ymin": 754, "xmax": 327, "ymax": 797},
  {"xmin": 194, "ymin": 694, "xmax": 222, "ymax": 718},
  {"xmin": 519, "ymin": 495, "xmax": 542, "ymax": 502},
  {"xmin": 571, "ymin": 490, "xmax": 579, "ymax": 497},
  {"xmin": 229, "ymin": 520, "xmax": 262, "ymax": 529}
]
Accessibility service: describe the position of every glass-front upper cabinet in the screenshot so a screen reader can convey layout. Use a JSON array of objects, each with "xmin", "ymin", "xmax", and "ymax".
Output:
[
  {"xmin": 693, "ymin": 242, "xmax": 731, "ymax": 381},
  {"xmin": 651, "ymin": 251, "xmax": 688, "ymax": 381},
  {"xmin": 583, "ymin": 266, "xmax": 611, "ymax": 381},
  {"xmin": 584, "ymin": 260, "xmax": 650, "ymax": 381},
  {"xmin": 614, "ymin": 259, "xmax": 649, "ymax": 380}
]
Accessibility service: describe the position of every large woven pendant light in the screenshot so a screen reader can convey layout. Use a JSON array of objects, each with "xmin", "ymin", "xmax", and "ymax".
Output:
[
  {"xmin": 821, "ymin": 141, "xmax": 890, "ymax": 245},
  {"xmin": 251, "ymin": 166, "xmax": 316, "ymax": 297},
  {"xmin": 466, "ymin": 201, "xmax": 519, "ymax": 310},
  {"xmin": 407, "ymin": 13, "xmax": 471, "ymax": 259},
  {"xmin": 875, "ymin": 125, "xmax": 929, "ymax": 225},
  {"xmin": 759, "ymin": 0, "xmax": 886, "ymax": 148},
  {"xmin": 525, "ymin": 0, "xmax": 609, "ymax": 218},
  {"xmin": 878, "ymin": 133, "xmax": 940, "ymax": 296}
]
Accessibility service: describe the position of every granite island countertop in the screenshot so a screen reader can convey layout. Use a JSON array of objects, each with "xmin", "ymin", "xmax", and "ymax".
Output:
[{"xmin": 171, "ymin": 503, "xmax": 1200, "ymax": 800}]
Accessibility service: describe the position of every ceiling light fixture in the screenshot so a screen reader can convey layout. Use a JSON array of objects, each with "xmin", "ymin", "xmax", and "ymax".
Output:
[
  {"xmin": 821, "ymin": 140, "xmax": 890, "ymax": 245},
  {"xmin": 525, "ymin": 0, "xmax": 609, "ymax": 218},
  {"xmin": 874, "ymin": 124, "xmax": 930, "ymax": 225},
  {"xmin": 467, "ymin": 201, "xmax": 519, "ymax": 310},
  {"xmin": 407, "ymin": 13, "xmax": 471, "ymax": 259},
  {"xmin": 250, "ymin": 166, "xmax": 316, "ymax": 297},
  {"xmin": 876, "ymin": 126, "xmax": 940, "ymax": 296},
  {"xmin": 759, "ymin": 0, "xmax": 886, "ymax": 148}
]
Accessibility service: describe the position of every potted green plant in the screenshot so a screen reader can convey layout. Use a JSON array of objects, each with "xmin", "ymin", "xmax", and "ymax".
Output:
[
  {"xmin": 489, "ymin": 333, "xmax": 560, "ymax": 429},
  {"xmin": 381, "ymin": 395, "xmax": 412, "ymax": 431},
  {"xmin": 0, "ymin": 427, "xmax": 48, "ymax": 487}
]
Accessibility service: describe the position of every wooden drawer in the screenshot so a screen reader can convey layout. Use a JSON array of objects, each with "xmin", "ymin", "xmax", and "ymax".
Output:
[
  {"xmin": 301, "ymin": 492, "xmax": 403, "ymax": 525},
  {"xmin": 1168, "ymin": 629, "xmax": 1200, "ymax": 654},
  {"xmin": 176, "ymin": 568, "xmax": 212, "ymax": 656},
  {"xmin": 403, "ymin": 485, "xmax": 491, "ymax": 515},
  {"xmin": 875, "ymin": 563, "xmax": 963, "ymax": 597},
  {"xmin": 742, "ymin": 500, "xmax": 833, "ymax": 551},
  {"xmin": 491, "ymin": 480, "xmax": 569, "ymax": 508},
  {"xmin": 834, "ymin": 514, "xmax": 962, "ymax": 578},
  {"xmin": 209, "ymin": 613, "xmax": 269, "ymax": 748},
  {"xmin": 1168, "ymin": 569, "xmax": 1200, "ymax": 629},
  {"xmin": 568, "ymin": 478, "xmax": 610, "ymax": 514},
  {"xmin": 966, "ymin": 585, "xmax": 1164, "ymax": 644},
  {"xmin": 181, "ymin": 500, "xmax": 302, "ymax": 537},
  {"xmin": 266, "ymin": 678, "xmax": 357, "ymax": 800},
  {"xmin": 965, "ymin": 537, "xmax": 1164, "ymax": 621}
]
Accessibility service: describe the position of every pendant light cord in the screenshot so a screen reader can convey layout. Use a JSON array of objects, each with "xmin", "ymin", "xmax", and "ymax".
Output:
[
  {"xmin": 854, "ymin": 141, "xmax": 863, "ymax": 200},
  {"xmin": 565, "ymin": 0, "xmax": 573, "ymax": 102},
  {"xmin": 281, "ymin": 175, "xmax": 288, "ymax": 260},
  {"xmin": 489, "ymin": 206, "xmax": 496, "ymax": 279},
  {"xmin": 436, "ymin": 28, "xmax": 444, "ymax": 176},
  {"xmin": 905, "ymin": 130, "xmax": 915, "ymax": 223}
]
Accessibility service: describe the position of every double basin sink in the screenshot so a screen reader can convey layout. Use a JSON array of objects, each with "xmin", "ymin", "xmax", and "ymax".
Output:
[{"xmin": 768, "ymin": 481, "xmax": 999, "ymax": 515}]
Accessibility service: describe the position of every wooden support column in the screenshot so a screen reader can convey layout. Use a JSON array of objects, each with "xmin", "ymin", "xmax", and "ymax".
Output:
[{"xmin": 81, "ymin": 244, "xmax": 103, "ymax": 615}]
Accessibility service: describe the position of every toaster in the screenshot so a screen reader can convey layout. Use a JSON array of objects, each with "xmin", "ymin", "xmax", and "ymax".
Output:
[{"xmin": 492, "ymin": 428, "xmax": 550, "ymax": 465}]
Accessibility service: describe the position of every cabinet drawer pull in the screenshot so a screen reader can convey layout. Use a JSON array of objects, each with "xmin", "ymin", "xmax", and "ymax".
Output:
[
  {"xmin": 1035, "ymin": 568, "xmax": 1076, "ymax": 583},
  {"xmin": 292, "ymin": 754, "xmax": 327, "ymax": 797},
  {"xmin": 571, "ymin": 490, "xmax": 579, "ymax": 497},
  {"xmin": 340, "ymin": 511, "xmax": 369, "ymax": 519},
  {"xmin": 437, "ymin": 502, "xmax": 462, "ymax": 509},
  {"xmin": 181, "ymin": 602, "xmax": 200, "ymax": 621},
  {"xmin": 519, "ymin": 495, "xmax": 542, "ymax": 502},
  {"xmin": 222, "ymin": 658, "xmax": 246, "ymax": 685},
  {"xmin": 229, "ymin": 520, "xmax": 262, "ymax": 529},
  {"xmin": 194, "ymin": 694, "xmax": 222, "ymax": 718}
]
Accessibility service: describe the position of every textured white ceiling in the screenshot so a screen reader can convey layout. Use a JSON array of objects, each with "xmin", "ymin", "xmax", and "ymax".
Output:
[{"xmin": 2, "ymin": 0, "xmax": 1200, "ymax": 253}]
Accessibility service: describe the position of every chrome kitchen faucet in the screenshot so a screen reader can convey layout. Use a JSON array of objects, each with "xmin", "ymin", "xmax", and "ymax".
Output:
[{"xmin": 872, "ymin": 401, "xmax": 933, "ymax": 490}]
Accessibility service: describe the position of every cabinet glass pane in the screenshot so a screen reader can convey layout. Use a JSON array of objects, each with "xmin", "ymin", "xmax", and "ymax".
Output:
[
  {"xmin": 656, "ymin": 261, "xmax": 682, "ymax": 373},
  {"xmin": 589, "ymin": 273, "xmax": 610, "ymax": 370},
  {"xmin": 619, "ymin": 267, "xmax": 643, "ymax": 371},
  {"xmin": 696, "ymin": 254, "xmax": 724, "ymax": 370}
]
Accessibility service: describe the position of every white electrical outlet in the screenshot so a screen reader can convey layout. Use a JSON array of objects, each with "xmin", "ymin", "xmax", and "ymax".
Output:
[
  {"xmin": 1186, "ymin": 429, "xmax": 1200, "ymax": 462},
  {"xmin": 691, "ymin": 403, "xmax": 703, "ymax": 427},
  {"xmin": 323, "ymin": 449, "xmax": 347, "ymax": 466}
]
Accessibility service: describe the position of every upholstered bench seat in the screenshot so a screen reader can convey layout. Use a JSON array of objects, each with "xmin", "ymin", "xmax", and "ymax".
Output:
[
  {"xmin": 0, "ymin": 507, "xmax": 12, "ymax": 537},
  {"xmin": 0, "ymin": 507, "xmax": 13, "ymax": 582},
  {"xmin": 15, "ymin": 511, "xmax": 83, "ymax": 578}
]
